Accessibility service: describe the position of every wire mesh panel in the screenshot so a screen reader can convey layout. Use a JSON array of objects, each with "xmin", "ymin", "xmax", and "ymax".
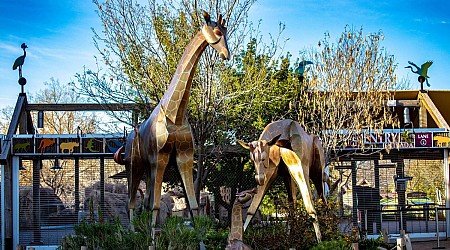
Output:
[
  {"xmin": 18, "ymin": 157, "xmax": 128, "ymax": 246},
  {"xmin": 330, "ymin": 156, "xmax": 447, "ymax": 237}
]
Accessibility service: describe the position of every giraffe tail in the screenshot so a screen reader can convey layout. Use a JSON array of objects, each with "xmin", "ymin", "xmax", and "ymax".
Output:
[{"xmin": 114, "ymin": 146, "xmax": 126, "ymax": 165}]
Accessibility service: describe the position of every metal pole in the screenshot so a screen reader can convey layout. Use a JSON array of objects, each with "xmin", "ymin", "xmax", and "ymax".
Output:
[
  {"xmin": 12, "ymin": 157, "xmax": 19, "ymax": 248},
  {"xmin": 400, "ymin": 210, "xmax": 403, "ymax": 231},
  {"xmin": 444, "ymin": 149, "xmax": 449, "ymax": 236},
  {"xmin": 74, "ymin": 157, "xmax": 80, "ymax": 221},
  {"xmin": 365, "ymin": 209, "xmax": 368, "ymax": 232},
  {"xmin": 433, "ymin": 207, "xmax": 445, "ymax": 249},
  {"xmin": 1, "ymin": 163, "xmax": 5, "ymax": 250}
]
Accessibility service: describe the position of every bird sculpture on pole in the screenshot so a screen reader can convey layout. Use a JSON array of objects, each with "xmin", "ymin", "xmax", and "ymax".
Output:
[
  {"xmin": 405, "ymin": 61, "xmax": 433, "ymax": 88},
  {"xmin": 13, "ymin": 43, "xmax": 28, "ymax": 78},
  {"xmin": 295, "ymin": 60, "xmax": 313, "ymax": 82}
]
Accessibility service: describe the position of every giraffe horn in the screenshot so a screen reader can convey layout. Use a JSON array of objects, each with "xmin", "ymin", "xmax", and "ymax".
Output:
[
  {"xmin": 221, "ymin": 17, "xmax": 226, "ymax": 27},
  {"xmin": 218, "ymin": 14, "xmax": 223, "ymax": 25},
  {"xmin": 203, "ymin": 10, "xmax": 211, "ymax": 23}
]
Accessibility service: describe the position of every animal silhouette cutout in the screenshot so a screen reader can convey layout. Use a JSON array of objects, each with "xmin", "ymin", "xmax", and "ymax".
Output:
[
  {"xmin": 86, "ymin": 138, "xmax": 99, "ymax": 152},
  {"xmin": 238, "ymin": 119, "xmax": 327, "ymax": 242},
  {"xmin": 60, "ymin": 142, "xmax": 79, "ymax": 153},
  {"xmin": 114, "ymin": 11, "xmax": 230, "ymax": 230},
  {"xmin": 38, "ymin": 138, "xmax": 56, "ymax": 153},
  {"xmin": 14, "ymin": 142, "xmax": 30, "ymax": 152}
]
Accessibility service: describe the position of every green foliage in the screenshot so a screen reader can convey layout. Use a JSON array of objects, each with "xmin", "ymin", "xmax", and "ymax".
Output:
[
  {"xmin": 60, "ymin": 214, "xmax": 226, "ymax": 250},
  {"xmin": 132, "ymin": 210, "xmax": 154, "ymax": 247},
  {"xmin": 155, "ymin": 216, "xmax": 198, "ymax": 249},
  {"xmin": 204, "ymin": 228, "xmax": 229, "ymax": 250},
  {"xmin": 357, "ymin": 237, "xmax": 390, "ymax": 250},
  {"xmin": 206, "ymin": 156, "xmax": 256, "ymax": 227},
  {"xmin": 245, "ymin": 200, "xmax": 344, "ymax": 249},
  {"xmin": 60, "ymin": 209, "xmax": 153, "ymax": 250},
  {"xmin": 155, "ymin": 215, "xmax": 224, "ymax": 250},
  {"xmin": 61, "ymin": 219, "xmax": 137, "ymax": 250},
  {"xmin": 311, "ymin": 239, "xmax": 351, "ymax": 250}
]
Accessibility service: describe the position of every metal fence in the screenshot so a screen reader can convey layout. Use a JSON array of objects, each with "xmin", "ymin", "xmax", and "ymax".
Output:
[{"xmin": 3, "ymin": 133, "xmax": 447, "ymax": 247}]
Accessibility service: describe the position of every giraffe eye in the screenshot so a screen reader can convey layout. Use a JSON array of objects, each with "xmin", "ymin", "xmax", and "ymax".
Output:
[{"xmin": 214, "ymin": 28, "xmax": 222, "ymax": 36}]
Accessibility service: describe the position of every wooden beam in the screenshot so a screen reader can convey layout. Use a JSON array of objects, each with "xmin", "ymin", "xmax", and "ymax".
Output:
[
  {"xmin": 0, "ymin": 94, "xmax": 27, "ymax": 163},
  {"xmin": 26, "ymin": 103, "xmax": 139, "ymax": 111},
  {"xmin": 385, "ymin": 100, "xmax": 420, "ymax": 107},
  {"xmin": 419, "ymin": 92, "xmax": 450, "ymax": 129}
]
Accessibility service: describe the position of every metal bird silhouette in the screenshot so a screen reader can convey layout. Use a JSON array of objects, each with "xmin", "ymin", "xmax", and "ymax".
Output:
[
  {"xmin": 405, "ymin": 60, "xmax": 433, "ymax": 87},
  {"xmin": 295, "ymin": 60, "xmax": 313, "ymax": 82},
  {"xmin": 12, "ymin": 43, "xmax": 28, "ymax": 78},
  {"xmin": 296, "ymin": 60, "xmax": 313, "ymax": 75}
]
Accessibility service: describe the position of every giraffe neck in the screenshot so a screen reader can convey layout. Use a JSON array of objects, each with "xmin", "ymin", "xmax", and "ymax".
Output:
[
  {"xmin": 229, "ymin": 202, "xmax": 244, "ymax": 241},
  {"xmin": 160, "ymin": 31, "xmax": 208, "ymax": 124}
]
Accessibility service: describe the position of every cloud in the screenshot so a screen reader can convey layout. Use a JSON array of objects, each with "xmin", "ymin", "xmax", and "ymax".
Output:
[
  {"xmin": 0, "ymin": 42, "xmax": 22, "ymax": 55},
  {"xmin": 441, "ymin": 21, "xmax": 448, "ymax": 24}
]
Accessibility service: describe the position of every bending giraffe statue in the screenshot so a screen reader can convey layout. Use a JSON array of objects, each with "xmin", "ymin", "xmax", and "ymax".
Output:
[
  {"xmin": 238, "ymin": 119, "xmax": 327, "ymax": 242},
  {"xmin": 226, "ymin": 188, "xmax": 257, "ymax": 250},
  {"xmin": 114, "ymin": 11, "xmax": 230, "ymax": 229}
]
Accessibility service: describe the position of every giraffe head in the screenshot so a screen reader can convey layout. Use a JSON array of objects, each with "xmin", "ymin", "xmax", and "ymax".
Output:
[
  {"xmin": 238, "ymin": 134, "xmax": 281, "ymax": 186},
  {"xmin": 202, "ymin": 11, "xmax": 230, "ymax": 60}
]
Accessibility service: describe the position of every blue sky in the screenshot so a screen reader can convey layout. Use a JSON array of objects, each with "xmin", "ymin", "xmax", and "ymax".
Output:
[{"xmin": 1, "ymin": 0, "xmax": 449, "ymax": 109}]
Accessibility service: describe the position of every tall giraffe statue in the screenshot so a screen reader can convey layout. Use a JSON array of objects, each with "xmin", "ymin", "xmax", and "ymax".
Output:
[{"xmin": 114, "ymin": 11, "xmax": 230, "ymax": 228}]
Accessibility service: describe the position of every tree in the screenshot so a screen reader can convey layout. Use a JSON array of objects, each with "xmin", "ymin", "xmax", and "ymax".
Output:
[
  {"xmin": 19, "ymin": 79, "xmax": 101, "ymax": 204},
  {"xmin": 0, "ymin": 106, "xmax": 13, "ymax": 134},
  {"xmin": 71, "ymin": 0, "xmax": 291, "ymax": 204},
  {"xmin": 297, "ymin": 27, "xmax": 399, "ymax": 164}
]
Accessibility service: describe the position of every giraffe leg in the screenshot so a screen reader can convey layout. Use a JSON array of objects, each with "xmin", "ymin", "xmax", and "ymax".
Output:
[
  {"xmin": 311, "ymin": 136, "xmax": 326, "ymax": 202},
  {"xmin": 149, "ymin": 152, "xmax": 170, "ymax": 228},
  {"xmin": 175, "ymin": 142, "xmax": 198, "ymax": 216},
  {"xmin": 280, "ymin": 148, "xmax": 322, "ymax": 242},
  {"xmin": 243, "ymin": 169, "xmax": 278, "ymax": 230},
  {"xmin": 126, "ymin": 157, "xmax": 145, "ymax": 229}
]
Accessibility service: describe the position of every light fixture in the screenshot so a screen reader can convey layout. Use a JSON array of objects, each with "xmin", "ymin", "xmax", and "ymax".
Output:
[
  {"xmin": 51, "ymin": 157, "xmax": 63, "ymax": 170},
  {"xmin": 404, "ymin": 107, "xmax": 411, "ymax": 125},
  {"xmin": 37, "ymin": 111, "xmax": 44, "ymax": 128}
]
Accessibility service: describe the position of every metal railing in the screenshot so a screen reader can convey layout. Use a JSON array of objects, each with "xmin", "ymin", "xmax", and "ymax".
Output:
[{"xmin": 358, "ymin": 204, "xmax": 447, "ymax": 237}]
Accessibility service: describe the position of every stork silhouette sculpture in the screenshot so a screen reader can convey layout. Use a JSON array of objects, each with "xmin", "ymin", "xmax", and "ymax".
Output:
[
  {"xmin": 13, "ymin": 43, "xmax": 28, "ymax": 78},
  {"xmin": 114, "ymin": 11, "xmax": 230, "ymax": 232},
  {"xmin": 405, "ymin": 60, "xmax": 433, "ymax": 89}
]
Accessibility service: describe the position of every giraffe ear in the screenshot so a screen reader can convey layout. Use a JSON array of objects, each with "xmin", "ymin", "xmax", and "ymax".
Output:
[
  {"xmin": 202, "ymin": 10, "xmax": 211, "ymax": 23},
  {"xmin": 237, "ymin": 140, "xmax": 250, "ymax": 150},
  {"xmin": 268, "ymin": 134, "xmax": 281, "ymax": 146}
]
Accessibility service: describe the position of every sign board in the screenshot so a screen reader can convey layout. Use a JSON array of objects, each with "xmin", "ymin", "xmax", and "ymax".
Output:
[
  {"xmin": 414, "ymin": 133, "xmax": 432, "ymax": 147},
  {"xmin": 12, "ymin": 134, "xmax": 125, "ymax": 156},
  {"xmin": 342, "ymin": 129, "xmax": 450, "ymax": 150}
]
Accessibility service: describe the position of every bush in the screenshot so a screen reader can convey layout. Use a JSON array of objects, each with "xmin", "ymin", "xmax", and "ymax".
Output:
[
  {"xmin": 311, "ymin": 239, "xmax": 351, "ymax": 250},
  {"xmin": 60, "ymin": 210, "xmax": 153, "ymax": 250},
  {"xmin": 245, "ymin": 200, "xmax": 344, "ymax": 249}
]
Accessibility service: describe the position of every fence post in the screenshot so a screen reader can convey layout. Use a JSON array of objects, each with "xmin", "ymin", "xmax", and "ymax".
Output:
[
  {"xmin": 434, "ymin": 207, "xmax": 445, "ymax": 249},
  {"xmin": 400, "ymin": 210, "xmax": 403, "ymax": 232}
]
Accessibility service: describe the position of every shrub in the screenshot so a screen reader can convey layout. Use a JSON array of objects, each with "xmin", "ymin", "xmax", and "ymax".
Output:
[{"xmin": 311, "ymin": 239, "xmax": 351, "ymax": 250}]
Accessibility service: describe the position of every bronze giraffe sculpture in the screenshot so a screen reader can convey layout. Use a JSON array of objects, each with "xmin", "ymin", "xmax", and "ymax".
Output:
[
  {"xmin": 226, "ymin": 188, "xmax": 257, "ymax": 250},
  {"xmin": 238, "ymin": 119, "xmax": 327, "ymax": 242},
  {"xmin": 114, "ymin": 11, "xmax": 230, "ymax": 228}
]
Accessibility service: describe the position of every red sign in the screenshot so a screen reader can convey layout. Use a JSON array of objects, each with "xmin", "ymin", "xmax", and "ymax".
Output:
[{"xmin": 415, "ymin": 132, "xmax": 432, "ymax": 147}]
